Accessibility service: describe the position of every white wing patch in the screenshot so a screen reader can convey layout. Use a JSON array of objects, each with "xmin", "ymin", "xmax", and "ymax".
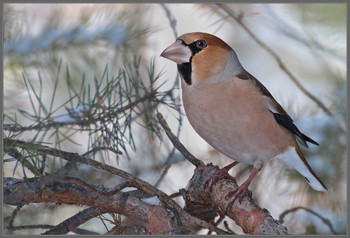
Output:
[{"xmin": 277, "ymin": 147, "xmax": 327, "ymax": 192}]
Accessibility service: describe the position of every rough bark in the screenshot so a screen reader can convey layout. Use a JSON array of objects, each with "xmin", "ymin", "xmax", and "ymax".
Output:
[
  {"xmin": 184, "ymin": 164, "xmax": 289, "ymax": 235},
  {"xmin": 4, "ymin": 177, "xmax": 188, "ymax": 234}
]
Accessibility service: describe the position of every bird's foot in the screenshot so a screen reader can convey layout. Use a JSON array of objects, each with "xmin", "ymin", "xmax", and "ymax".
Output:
[
  {"xmin": 226, "ymin": 182, "xmax": 250, "ymax": 209},
  {"xmin": 205, "ymin": 169, "xmax": 234, "ymax": 191},
  {"xmin": 225, "ymin": 168, "xmax": 258, "ymax": 210},
  {"xmin": 205, "ymin": 161, "xmax": 239, "ymax": 191}
]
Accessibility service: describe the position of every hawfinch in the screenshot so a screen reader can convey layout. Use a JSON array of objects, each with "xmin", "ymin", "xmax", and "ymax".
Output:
[{"xmin": 160, "ymin": 32, "xmax": 327, "ymax": 204}]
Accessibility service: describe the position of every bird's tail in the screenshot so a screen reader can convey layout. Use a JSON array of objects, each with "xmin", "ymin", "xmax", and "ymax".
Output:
[{"xmin": 277, "ymin": 146, "xmax": 328, "ymax": 192}]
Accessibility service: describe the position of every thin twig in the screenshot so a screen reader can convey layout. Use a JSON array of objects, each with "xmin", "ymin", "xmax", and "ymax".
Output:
[
  {"xmin": 61, "ymin": 176, "xmax": 106, "ymax": 196},
  {"xmin": 154, "ymin": 148, "xmax": 176, "ymax": 187},
  {"xmin": 263, "ymin": 5, "xmax": 345, "ymax": 61},
  {"xmin": 8, "ymin": 224, "xmax": 98, "ymax": 235},
  {"xmin": 62, "ymin": 177, "xmax": 131, "ymax": 197},
  {"xmin": 70, "ymin": 228, "xmax": 101, "ymax": 235},
  {"xmin": 6, "ymin": 204, "xmax": 24, "ymax": 230},
  {"xmin": 82, "ymin": 146, "xmax": 122, "ymax": 156},
  {"xmin": 156, "ymin": 112, "xmax": 203, "ymax": 167},
  {"xmin": 43, "ymin": 207, "xmax": 104, "ymax": 235},
  {"xmin": 278, "ymin": 206, "xmax": 338, "ymax": 234},
  {"xmin": 170, "ymin": 191, "xmax": 182, "ymax": 198},
  {"xmin": 161, "ymin": 3, "xmax": 178, "ymax": 39},
  {"xmin": 215, "ymin": 3, "xmax": 346, "ymax": 133},
  {"xmin": 39, "ymin": 155, "xmax": 46, "ymax": 174},
  {"xmin": 5, "ymin": 148, "xmax": 39, "ymax": 175},
  {"xmin": 9, "ymin": 225, "xmax": 55, "ymax": 230},
  {"xmin": 53, "ymin": 160, "xmax": 78, "ymax": 177},
  {"xmin": 107, "ymin": 181, "xmax": 131, "ymax": 196},
  {"xmin": 215, "ymin": 211, "xmax": 226, "ymax": 227},
  {"xmin": 224, "ymin": 220, "xmax": 235, "ymax": 234},
  {"xmin": 207, "ymin": 211, "xmax": 228, "ymax": 235},
  {"xmin": 99, "ymin": 214, "xmax": 111, "ymax": 233}
]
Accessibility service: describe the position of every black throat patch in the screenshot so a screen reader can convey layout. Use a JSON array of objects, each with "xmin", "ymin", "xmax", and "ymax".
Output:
[{"xmin": 177, "ymin": 63, "xmax": 192, "ymax": 85}]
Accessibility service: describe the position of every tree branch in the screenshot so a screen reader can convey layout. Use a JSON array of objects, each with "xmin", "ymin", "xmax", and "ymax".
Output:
[
  {"xmin": 183, "ymin": 164, "xmax": 289, "ymax": 235},
  {"xmin": 3, "ymin": 177, "xmax": 186, "ymax": 234},
  {"xmin": 3, "ymin": 138, "xmax": 227, "ymax": 234}
]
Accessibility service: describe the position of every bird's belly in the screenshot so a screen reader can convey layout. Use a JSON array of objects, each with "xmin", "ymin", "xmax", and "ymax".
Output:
[
  {"xmin": 186, "ymin": 107, "xmax": 259, "ymax": 165},
  {"xmin": 182, "ymin": 85, "xmax": 288, "ymax": 165}
]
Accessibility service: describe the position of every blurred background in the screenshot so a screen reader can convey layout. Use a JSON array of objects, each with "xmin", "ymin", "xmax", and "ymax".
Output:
[{"xmin": 3, "ymin": 3, "xmax": 346, "ymax": 235}]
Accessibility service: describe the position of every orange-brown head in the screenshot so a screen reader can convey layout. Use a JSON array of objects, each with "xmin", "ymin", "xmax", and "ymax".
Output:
[{"xmin": 161, "ymin": 32, "xmax": 244, "ymax": 86}]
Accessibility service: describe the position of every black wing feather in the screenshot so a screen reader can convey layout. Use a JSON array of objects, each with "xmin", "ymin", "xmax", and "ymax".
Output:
[
  {"xmin": 272, "ymin": 112, "xmax": 319, "ymax": 147},
  {"xmin": 237, "ymin": 70, "xmax": 319, "ymax": 148}
]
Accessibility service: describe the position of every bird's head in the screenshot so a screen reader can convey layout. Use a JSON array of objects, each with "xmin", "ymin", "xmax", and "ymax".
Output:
[{"xmin": 161, "ymin": 32, "xmax": 243, "ymax": 87}]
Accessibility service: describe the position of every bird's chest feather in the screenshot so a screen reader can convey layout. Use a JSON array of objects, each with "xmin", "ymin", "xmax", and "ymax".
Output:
[
  {"xmin": 182, "ymin": 79, "xmax": 262, "ymax": 134},
  {"xmin": 182, "ymin": 79, "xmax": 287, "ymax": 163}
]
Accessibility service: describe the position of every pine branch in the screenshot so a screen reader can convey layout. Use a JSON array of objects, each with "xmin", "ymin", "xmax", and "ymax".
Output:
[{"xmin": 3, "ymin": 90, "xmax": 158, "ymax": 133}]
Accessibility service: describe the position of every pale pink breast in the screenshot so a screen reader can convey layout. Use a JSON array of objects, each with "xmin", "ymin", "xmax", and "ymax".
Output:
[{"xmin": 182, "ymin": 78, "xmax": 292, "ymax": 165}]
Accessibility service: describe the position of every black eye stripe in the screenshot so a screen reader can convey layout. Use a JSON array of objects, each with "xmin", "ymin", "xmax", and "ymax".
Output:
[
  {"xmin": 188, "ymin": 40, "xmax": 207, "ymax": 55},
  {"xmin": 179, "ymin": 39, "xmax": 207, "ymax": 56}
]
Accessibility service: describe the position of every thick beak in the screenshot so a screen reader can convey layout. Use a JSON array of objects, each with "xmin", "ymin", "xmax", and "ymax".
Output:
[{"xmin": 160, "ymin": 40, "xmax": 192, "ymax": 64}]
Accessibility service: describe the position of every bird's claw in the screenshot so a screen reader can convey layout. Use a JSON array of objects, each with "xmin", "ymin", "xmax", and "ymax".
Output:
[
  {"xmin": 205, "ymin": 162, "xmax": 239, "ymax": 191},
  {"xmin": 205, "ymin": 170, "xmax": 235, "ymax": 191},
  {"xmin": 226, "ymin": 184, "xmax": 250, "ymax": 210}
]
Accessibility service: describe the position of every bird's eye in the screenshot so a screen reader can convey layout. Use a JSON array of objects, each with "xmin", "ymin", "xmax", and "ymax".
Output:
[{"xmin": 195, "ymin": 39, "xmax": 207, "ymax": 49}]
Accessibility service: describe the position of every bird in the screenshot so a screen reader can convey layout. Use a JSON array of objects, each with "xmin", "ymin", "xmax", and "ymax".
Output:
[{"xmin": 160, "ymin": 32, "xmax": 328, "ymax": 205}]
